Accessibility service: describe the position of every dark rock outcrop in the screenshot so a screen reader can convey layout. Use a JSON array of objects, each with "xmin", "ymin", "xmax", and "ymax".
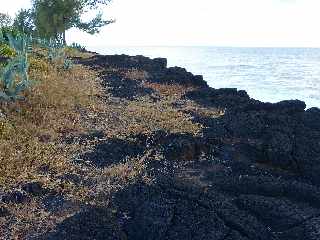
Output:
[
  {"xmin": 186, "ymin": 87, "xmax": 320, "ymax": 185},
  {"xmin": 80, "ymin": 137, "xmax": 146, "ymax": 168},
  {"xmin": 22, "ymin": 182, "xmax": 46, "ymax": 196},
  {"xmin": 100, "ymin": 72, "xmax": 155, "ymax": 100},
  {"xmin": 44, "ymin": 54, "xmax": 320, "ymax": 240},
  {"xmin": 151, "ymin": 66, "xmax": 207, "ymax": 87},
  {"xmin": 111, "ymin": 131, "xmax": 320, "ymax": 240},
  {"xmin": 1, "ymin": 190, "xmax": 28, "ymax": 204},
  {"xmin": 78, "ymin": 54, "xmax": 208, "ymax": 88},
  {"xmin": 43, "ymin": 207, "xmax": 122, "ymax": 240},
  {"xmin": 86, "ymin": 54, "xmax": 168, "ymax": 73}
]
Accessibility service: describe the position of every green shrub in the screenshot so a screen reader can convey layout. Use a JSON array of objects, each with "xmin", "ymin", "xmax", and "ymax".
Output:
[
  {"xmin": 63, "ymin": 58, "xmax": 73, "ymax": 70},
  {"xmin": 0, "ymin": 43, "xmax": 16, "ymax": 58},
  {"xmin": 0, "ymin": 33, "xmax": 33, "ymax": 101},
  {"xmin": 69, "ymin": 42, "xmax": 86, "ymax": 51},
  {"xmin": 29, "ymin": 57, "xmax": 50, "ymax": 73},
  {"xmin": 34, "ymin": 38, "xmax": 73, "ymax": 69},
  {"xmin": 0, "ymin": 27, "xmax": 20, "ymax": 44}
]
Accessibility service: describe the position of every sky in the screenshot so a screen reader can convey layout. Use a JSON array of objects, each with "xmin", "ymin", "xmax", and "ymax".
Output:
[{"xmin": 2, "ymin": 0, "xmax": 320, "ymax": 47}]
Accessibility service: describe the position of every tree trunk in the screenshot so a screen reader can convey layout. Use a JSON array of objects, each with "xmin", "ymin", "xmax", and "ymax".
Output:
[{"xmin": 62, "ymin": 30, "xmax": 66, "ymax": 45}]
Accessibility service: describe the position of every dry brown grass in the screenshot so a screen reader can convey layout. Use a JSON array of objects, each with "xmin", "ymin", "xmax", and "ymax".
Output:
[
  {"xmin": 183, "ymin": 102, "xmax": 226, "ymax": 119},
  {"xmin": 123, "ymin": 98, "xmax": 202, "ymax": 135},
  {"xmin": 144, "ymin": 82, "xmax": 194, "ymax": 99},
  {"xmin": 86, "ymin": 96, "xmax": 202, "ymax": 140},
  {"xmin": 123, "ymin": 68, "xmax": 148, "ymax": 81},
  {"xmin": 143, "ymin": 80, "xmax": 225, "ymax": 119},
  {"xmin": 0, "ymin": 53, "xmax": 106, "ymax": 238},
  {"xmin": 0, "ymin": 57, "xmax": 102, "ymax": 186},
  {"xmin": 0, "ymin": 50, "xmax": 209, "ymax": 239},
  {"xmin": 0, "ymin": 199, "xmax": 79, "ymax": 239},
  {"xmin": 64, "ymin": 47, "xmax": 95, "ymax": 59}
]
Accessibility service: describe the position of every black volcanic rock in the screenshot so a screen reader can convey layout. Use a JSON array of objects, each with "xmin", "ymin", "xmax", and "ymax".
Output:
[
  {"xmin": 78, "ymin": 54, "xmax": 208, "ymax": 88},
  {"xmin": 185, "ymin": 86, "xmax": 320, "ymax": 184},
  {"xmin": 108, "ymin": 131, "xmax": 320, "ymax": 240},
  {"xmin": 152, "ymin": 66, "xmax": 208, "ymax": 87},
  {"xmin": 42, "ymin": 207, "xmax": 121, "ymax": 240},
  {"xmin": 42, "ymin": 53, "xmax": 320, "ymax": 240},
  {"xmin": 1, "ymin": 190, "xmax": 28, "ymax": 204},
  {"xmin": 81, "ymin": 54, "xmax": 167, "ymax": 72},
  {"xmin": 80, "ymin": 137, "xmax": 145, "ymax": 168}
]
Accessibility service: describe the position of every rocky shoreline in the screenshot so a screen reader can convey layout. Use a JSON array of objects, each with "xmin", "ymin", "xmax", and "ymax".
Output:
[
  {"xmin": 65, "ymin": 54, "xmax": 320, "ymax": 240},
  {"xmin": 2, "ymin": 53, "xmax": 320, "ymax": 239},
  {"xmin": 82, "ymin": 54, "xmax": 320, "ymax": 183}
]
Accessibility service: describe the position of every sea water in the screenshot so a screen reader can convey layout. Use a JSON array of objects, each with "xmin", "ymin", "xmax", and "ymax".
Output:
[{"xmin": 91, "ymin": 46, "xmax": 320, "ymax": 109}]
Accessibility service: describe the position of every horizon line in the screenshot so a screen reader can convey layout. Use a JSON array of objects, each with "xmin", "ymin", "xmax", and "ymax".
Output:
[{"xmin": 86, "ymin": 44, "xmax": 320, "ymax": 49}]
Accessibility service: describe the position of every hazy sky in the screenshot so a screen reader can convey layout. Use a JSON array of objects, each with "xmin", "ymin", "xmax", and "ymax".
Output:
[{"xmin": 3, "ymin": 0, "xmax": 320, "ymax": 47}]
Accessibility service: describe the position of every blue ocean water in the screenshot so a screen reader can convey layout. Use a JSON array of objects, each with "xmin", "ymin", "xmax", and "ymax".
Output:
[{"xmin": 91, "ymin": 46, "xmax": 320, "ymax": 109}]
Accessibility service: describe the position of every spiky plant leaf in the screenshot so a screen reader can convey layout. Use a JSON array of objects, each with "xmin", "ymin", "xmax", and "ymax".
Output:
[
  {"xmin": 0, "ymin": 34, "xmax": 32, "ymax": 102},
  {"xmin": 0, "ymin": 30, "xmax": 5, "ymax": 44},
  {"xmin": 0, "ymin": 90, "xmax": 10, "ymax": 101}
]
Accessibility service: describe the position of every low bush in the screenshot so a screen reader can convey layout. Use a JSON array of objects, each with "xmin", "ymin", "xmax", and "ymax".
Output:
[
  {"xmin": 0, "ymin": 43, "xmax": 16, "ymax": 58},
  {"xmin": 0, "ymin": 62, "xmax": 101, "ymax": 185},
  {"xmin": 29, "ymin": 56, "xmax": 50, "ymax": 73},
  {"xmin": 69, "ymin": 42, "xmax": 86, "ymax": 52},
  {"xmin": 0, "ymin": 33, "xmax": 33, "ymax": 101}
]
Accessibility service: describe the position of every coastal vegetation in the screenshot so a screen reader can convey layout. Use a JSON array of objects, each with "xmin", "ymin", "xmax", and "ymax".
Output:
[
  {"xmin": 0, "ymin": 13, "xmax": 12, "ymax": 28},
  {"xmin": 0, "ymin": 3, "xmax": 112, "ymax": 236},
  {"xmin": 0, "ymin": 36, "xmax": 207, "ymax": 239},
  {"xmin": 0, "ymin": 2, "xmax": 206, "ymax": 237},
  {"xmin": 1, "ymin": 1, "xmax": 320, "ymax": 239},
  {"xmin": 33, "ymin": 0, "xmax": 114, "ymax": 43}
]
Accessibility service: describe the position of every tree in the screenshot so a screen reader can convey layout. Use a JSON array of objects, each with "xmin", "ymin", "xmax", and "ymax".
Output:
[
  {"xmin": 13, "ymin": 9, "xmax": 35, "ymax": 35},
  {"xmin": 32, "ymin": 0, "xmax": 114, "ymax": 44},
  {"xmin": 0, "ymin": 13, "xmax": 12, "ymax": 28}
]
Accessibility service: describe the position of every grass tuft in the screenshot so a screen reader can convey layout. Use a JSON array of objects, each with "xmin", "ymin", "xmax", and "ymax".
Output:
[{"xmin": 0, "ymin": 53, "xmax": 101, "ymax": 186}]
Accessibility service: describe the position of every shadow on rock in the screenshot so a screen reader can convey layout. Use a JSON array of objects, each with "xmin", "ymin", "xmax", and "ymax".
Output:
[
  {"xmin": 112, "ymin": 175, "xmax": 320, "ymax": 240},
  {"xmin": 39, "ymin": 130, "xmax": 320, "ymax": 240},
  {"xmin": 79, "ymin": 137, "xmax": 145, "ymax": 168},
  {"xmin": 110, "ymin": 131, "xmax": 320, "ymax": 240},
  {"xmin": 186, "ymin": 87, "xmax": 320, "ymax": 185},
  {"xmin": 101, "ymin": 73, "xmax": 154, "ymax": 100},
  {"xmin": 38, "ymin": 207, "xmax": 122, "ymax": 240}
]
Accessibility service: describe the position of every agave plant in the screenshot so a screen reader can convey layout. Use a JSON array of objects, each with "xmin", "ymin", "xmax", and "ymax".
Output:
[
  {"xmin": 0, "ymin": 29, "xmax": 5, "ymax": 44},
  {"xmin": 63, "ymin": 58, "xmax": 73, "ymax": 70},
  {"xmin": 70, "ymin": 42, "xmax": 86, "ymax": 52},
  {"xmin": 0, "ymin": 55, "xmax": 31, "ymax": 100},
  {"xmin": 0, "ymin": 33, "xmax": 33, "ymax": 101},
  {"xmin": 34, "ymin": 37, "xmax": 73, "ymax": 69}
]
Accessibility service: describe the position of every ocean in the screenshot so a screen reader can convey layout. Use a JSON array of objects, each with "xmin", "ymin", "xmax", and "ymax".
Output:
[{"xmin": 90, "ymin": 46, "xmax": 320, "ymax": 109}]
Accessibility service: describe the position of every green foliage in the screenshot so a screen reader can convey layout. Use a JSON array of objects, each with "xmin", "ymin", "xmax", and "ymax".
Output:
[
  {"xmin": 0, "ymin": 43, "xmax": 16, "ymax": 58},
  {"xmin": 69, "ymin": 42, "xmax": 86, "ymax": 51},
  {"xmin": 0, "ymin": 27, "xmax": 21, "ymax": 43},
  {"xmin": 0, "ymin": 13, "xmax": 12, "ymax": 28},
  {"xmin": 76, "ymin": 12, "xmax": 114, "ymax": 34},
  {"xmin": 0, "ymin": 33, "xmax": 33, "ymax": 101},
  {"xmin": 0, "ymin": 25, "xmax": 75, "ymax": 102},
  {"xmin": 33, "ymin": 37, "xmax": 74, "ymax": 70},
  {"xmin": 13, "ymin": 9, "xmax": 35, "ymax": 36},
  {"xmin": 7, "ymin": 34, "xmax": 32, "ymax": 54},
  {"xmin": 63, "ymin": 58, "xmax": 73, "ymax": 70},
  {"xmin": 33, "ymin": 0, "xmax": 78, "ymax": 41},
  {"xmin": 29, "ymin": 57, "xmax": 49, "ymax": 73},
  {"xmin": 32, "ymin": 0, "xmax": 114, "ymax": 43},
  {"xmin": 0, "ymin": 55, "xmax": 31, "ymax": 101},
  {"xmin": 47, "ymin": 40, "xmax": 64, "ymax": 61}
]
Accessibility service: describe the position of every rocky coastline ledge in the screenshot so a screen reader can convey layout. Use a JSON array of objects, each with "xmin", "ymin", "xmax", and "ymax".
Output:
[
  {"xmin": 65, "ymin": 54, "xmax": 320, "ymax": 239},
  {"xmin": 4, "ymin": 53, "xmax": 320, "ymax": 239}
]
